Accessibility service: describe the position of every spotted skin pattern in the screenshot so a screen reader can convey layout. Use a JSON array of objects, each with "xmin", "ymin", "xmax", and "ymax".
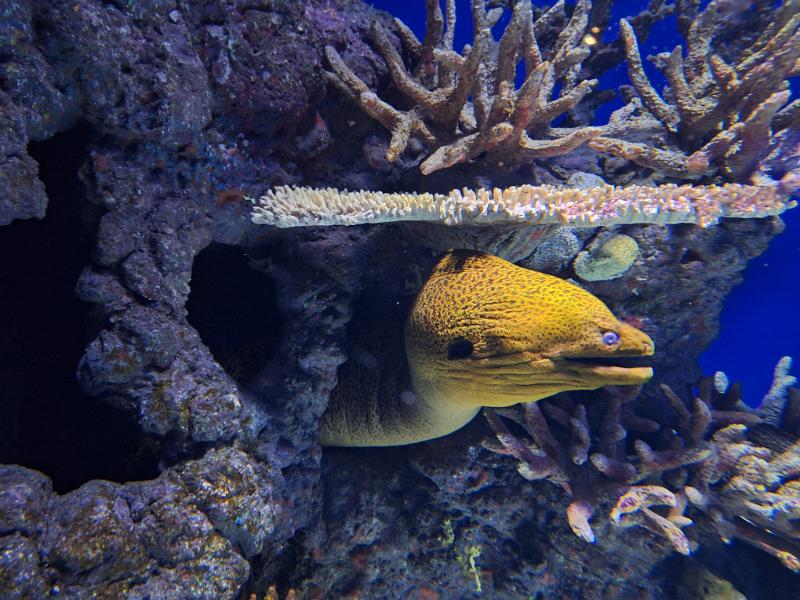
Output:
[{"xmin": 322, "ymin": 250, "xmax": 655, "ymax": 447}]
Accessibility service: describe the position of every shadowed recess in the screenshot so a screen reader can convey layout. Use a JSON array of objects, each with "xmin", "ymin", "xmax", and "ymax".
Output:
[
  {"xmin": 0, "ymin": 124, "xmax": 160, "ymax": 493},
  {"xmin": 187, "ymin": 243, "xmax": 282, "ymax": 387}
]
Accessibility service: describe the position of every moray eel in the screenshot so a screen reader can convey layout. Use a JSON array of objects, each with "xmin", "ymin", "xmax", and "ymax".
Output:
[{"xmin": 321, "ymin": 249, "xmax": 654, "ymax": 447}]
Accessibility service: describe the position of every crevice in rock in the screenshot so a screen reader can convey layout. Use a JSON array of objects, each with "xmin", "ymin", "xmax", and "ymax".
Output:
[
  {"xmin": 186, "ymin": 243, "xmax": 282, "ymax": 388},
  {"xmin": 0, "ymin": 124, "xmax": 160, "ymax": 493}
]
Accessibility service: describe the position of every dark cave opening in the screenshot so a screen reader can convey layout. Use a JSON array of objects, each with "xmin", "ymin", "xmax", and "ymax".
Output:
[
  {"xmin": 0, "ymin": 124, "xmax": 160, "ymax": 494},
  {"xmin": 186, "ymin": 243, "xmax": 282, "ymax": 387}
]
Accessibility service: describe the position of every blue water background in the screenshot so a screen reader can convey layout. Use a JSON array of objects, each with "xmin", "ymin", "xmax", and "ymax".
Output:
[{"xmin": 368, "ymin": 0, "xmax": 800, "ymax": 404}]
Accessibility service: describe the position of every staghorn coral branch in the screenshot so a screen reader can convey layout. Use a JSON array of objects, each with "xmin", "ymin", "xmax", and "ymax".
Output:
[
  {"xmin": 325, "ymin": 48, "xmax": 438, "ymax": 161},
  {"xmin": 538, "ymin": 74, "xmax": 597, "ymax": 122},
  {"xmin": 483, "ymin": 409, "xmax": 571, "ymax": 492},
  {"xmin": 619, "ymin": 19, "xmax": 678, "ymax": 130},
  {"xmin": 251, "ymin": 183, "xmax": 795, "ymax": 229},
  {"xmin": 534, "ymin": 0, "xmax": 567, "ymax": 39},
  {"xmin": 368, "ymin": 20, "xmax": 461, "ymax": 125},
  {"xmin": 721, "ymin": 516, "xmax": 800, "ymax": 572},
  {"xmin": 518, "ymin": 126, "xmax": 603, "ymax": 157},
  {"xmin": 598, "ymin": 399, "xmax": 626, "ymax": 458},
  {"xmin": 421, "ymin": 123, "xmax": 514, "ymax": 174},
  {"xmin": 582, "ymin": 0, "xmax": 676, "ymax": 80},
  {"xmin": 495, "ymin": 1, "xmax": 529, "ymax": 89},
  {"xmin": 621, "ymin": 407, "xmax": 661, "ymax": 433},
  {"xmin": 759, "ymin": 356, "xmax": 798, "ymax": 426},
  {"xmin": 660, "ymin": 383, "xmax": 691, "ymax": 430},
  {"xmin": 587, "ymin": 136, "xmax": 711, "ymax": 178},
  {"xmin": 689, "ymin": 397, "xmax": 712, "ymax": 445},
  {"xmin": 569, "ymin": 404, "xmax": 591, "ymax": 465},
  {"xmin": 781, "ymin": 389, "xmax": 800, "ymax": 436},
  {"xmin": 422, "ymin": 0, "xmax": 445, "ymax": 54},
  {"xmin": 738, "ymin": 6, "xmax": 800, "ymax": 78},
  {"xmin": 522, "ymin": 401, "xmax": 567, "ymax": 464},
  {"xmin": 633, "ymin": 440, "xmax": 712, "ymax": 481},
  {"xmin": 484, "ymin": 411, "xmax": 541, "ymax": 465},
  {"xmin": 774, "ymin": 98, "xmax": 800, "ymax": 131},
  {"xmin": 392, "ymin": 17, "xmax": 422, "ymax": 59},
  {"xmin": 590, "ymin": 452, "xmax": 638, "ymax": 481},
  {"xmin": 710, "ymin": 410, "xmax": 762, "ymax": 428},
  {"xmin": 610, "ymin": 485, "xmax": 692, "ymax": 555},
  {"xmin": 567, "ymin": 500, "xmax": 596, "ymax": 543},
  {"xmin": 539, "ymin": 401, "xmax": 572, "ymax": 427},
  {"xmin": 683, "ymin": 0, "xmax": 750, "ymax": 84},
  {"xmin": 663, "ymin": 46, "xmax": 716, "ymax": 134},
  {"xmin": 552, "ymin": 0, "xmax": 592, "ymax": 73}
]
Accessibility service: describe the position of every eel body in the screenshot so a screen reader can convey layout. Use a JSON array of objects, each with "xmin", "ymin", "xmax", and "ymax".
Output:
[{"xmin": 321, "ymin": 250, "xmax": 654, "ymax": 446}]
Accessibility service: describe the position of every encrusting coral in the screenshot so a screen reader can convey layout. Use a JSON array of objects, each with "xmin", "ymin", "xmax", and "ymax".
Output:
[
  {"xmin": 483, "ymin": 357, "xmax": 800, "ymax": 571},
  {"xmin": 573, "ymin": 233, "xmax": 640, "ymax": 281},
  {"xmin": 590, "ymin": 0, "xmax": 800, "ymax": 189}
]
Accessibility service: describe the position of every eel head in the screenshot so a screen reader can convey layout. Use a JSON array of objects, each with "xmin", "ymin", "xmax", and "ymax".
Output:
[{"xmin": 405, "ymin": 250, "xmax": 654, "ymax": 409}]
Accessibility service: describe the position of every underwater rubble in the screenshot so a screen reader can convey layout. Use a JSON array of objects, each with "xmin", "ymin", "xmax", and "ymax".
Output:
[{"xmin": 0, "ymin": 0, "xmax": 798, "ymax": 598}]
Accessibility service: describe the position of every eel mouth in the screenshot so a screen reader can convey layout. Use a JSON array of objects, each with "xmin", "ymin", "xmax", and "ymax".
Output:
[{"xmin": 557, "ymin": 355, "xmax": 653, "ymax": 384}]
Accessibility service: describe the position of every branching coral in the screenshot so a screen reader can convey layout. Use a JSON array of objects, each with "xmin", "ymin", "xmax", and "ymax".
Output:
[
  {"xmin": 610, "ymin": 485, "xmax": 693, "ymax": 555},
  {"xmin": 483, "ymin": 357, "xmax": 800, "ymax": 570},
  {"xmin": 322, "ymin": 0, "xmax": 796, "ymax": 185},
  {"xmin": 590, "ymin": 0, "xmax": 800, "ymax": 189},
  {"xmin": 759, "ymin": 356, "xmax": 799, "ymax": 426},
  {"xmin": 679, "ymin": 358, "xmax": 800, "ymax": 571},
  {"xmin": 688, "ymin": 426, "xmax": 800, "ymax": 571},
  {"xmin": 578, "ymin": 0, "xmax": 676, "ymax": 86},
  {"xmin": 483, "ymin": 390, "xmax": 707, "ymax": 555},
  {"xmin": 324, "ymin": 0, "xmax": 617, "ymax": 174}
]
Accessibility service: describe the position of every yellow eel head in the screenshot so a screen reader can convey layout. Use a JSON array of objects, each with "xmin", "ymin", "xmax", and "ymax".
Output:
[{"xmin": 405, "ymin": 250, "xmax": 654, "ymax": 410}]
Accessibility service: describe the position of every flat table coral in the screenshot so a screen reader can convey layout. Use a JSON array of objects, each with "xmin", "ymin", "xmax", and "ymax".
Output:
[{"xmin": 252, "ymin": 183, "xmax": 795, "ymax": 229}]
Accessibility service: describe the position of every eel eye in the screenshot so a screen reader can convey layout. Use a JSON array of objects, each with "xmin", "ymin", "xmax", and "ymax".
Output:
[
  {"xmin": 447, "ymin": 337, "xmax": 474, "ymax": 360},
  {"xmin": 602, "ymin": 331, "xmax": 620, "ymax": 346}
]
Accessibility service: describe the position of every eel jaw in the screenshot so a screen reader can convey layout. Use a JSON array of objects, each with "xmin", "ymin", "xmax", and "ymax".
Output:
[
  {"xmin": 553, "ymin": 345, "xmax": 655, "ymax": 387},
  {"xmin": 556, "ymin": 361, "xmax": 654, "ymax": 386}
]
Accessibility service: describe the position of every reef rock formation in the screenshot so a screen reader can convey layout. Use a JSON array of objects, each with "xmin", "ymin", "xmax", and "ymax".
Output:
[
  {"xmin": 0, "ymin": 448, "xmax": 281, "ymax": 598},
  {"xmin": 0, "ymin": 0, "xmax": 798, "ymax": 599}
]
